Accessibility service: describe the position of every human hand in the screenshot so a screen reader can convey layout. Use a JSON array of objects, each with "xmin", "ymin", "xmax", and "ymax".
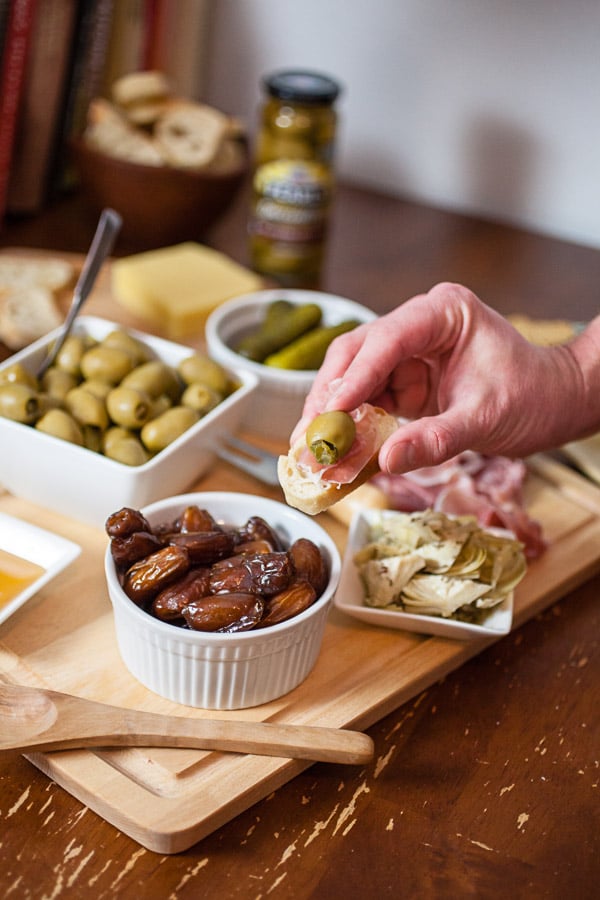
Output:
[{"xmin": 292, "ymin": 282, "xmax": 588, "ymax": 473}]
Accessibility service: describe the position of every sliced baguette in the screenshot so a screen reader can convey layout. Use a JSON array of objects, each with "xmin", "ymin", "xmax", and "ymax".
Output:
[
  {"xmin": 278, "ymin": 406, "xmax": 398, "ymax": 516},
  {"xmin": 0, "ymin": 285, "xmax": 63, "ymax": 350}
]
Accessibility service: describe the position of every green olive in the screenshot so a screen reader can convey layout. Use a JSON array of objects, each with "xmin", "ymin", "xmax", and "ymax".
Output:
[
  {"xmin": 80, "ymin": 346, "xmax": 136, "ymax": 384},
  {"xmin": 82, "ymin": 424, "xmax": 104, "ymax": 453},
  {"xmin": 106, "ymin": 386, "xmax": 153, "ymax": 429},
  {"xmin": 81, "ymin": 378, "xmax": 112, "ymax": 401},
  {"xmin": 54, "ymin": 334, "xmax": 90, "ymax": 377},
  {"xmin": 103, "ymin": 425, "xmax": 135, "ymax": 455},
  {"xmin": 0, "ymin": 383, "xmax": 40, "ymax": 424},
  {"xmin": 178, "ymin": 354, "xmax": 230, "ymax": 394},
  {"xmin": 150, "ymin": 393, "xmax": 172, "ymax": 418},
  {"xmin": 37, "ymin": 392, "xmax": 62, "ymax": 415},
  {"xmin": 0, "ymin": 362, "xmax": 38, "ymax": 389},
  {"xmin": 64, "ymin": 386, "xmax": 110, "ymax": 430},
  {"xmin": 35, "ymin": 408, "xmax": 84, "ymax": 445},
  {"xmin": 101, "ymin": 330, "xmax": 150, "ymax": 365},
  {"xmin": 140, "ymin": 406, "xmax": 199, "ymax": 453},
  {"xmin": 306, "ymin": 411, "xmax": 356, "ymax": 465},
  {"xmin": 104, "ymin": 435, "xmax": 151, "ymax": 466},
  {"xmin": 181, "ymin": 383, "xmax": 222, "ymax": 415},
  {"xmin": 41, "ymin": 367, "xmax": 79, "ymax": 402},
  {"xmin": 121, "ymin": 360, "xmax": 181, "ymax": 401}
]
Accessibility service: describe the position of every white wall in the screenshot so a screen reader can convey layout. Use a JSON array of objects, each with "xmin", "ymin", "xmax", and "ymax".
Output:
[{"xmin": 204, "ymin": 0, "xmax": 600, "ymax": 249}]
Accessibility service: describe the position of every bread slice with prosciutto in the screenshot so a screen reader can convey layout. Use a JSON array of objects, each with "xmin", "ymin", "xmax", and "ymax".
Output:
[{"xmin": 278, "ymin": 404, "xmax": 398, "ymax": 515}]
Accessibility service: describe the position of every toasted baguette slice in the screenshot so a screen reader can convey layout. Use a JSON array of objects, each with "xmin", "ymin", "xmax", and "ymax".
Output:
[
  {"xmin": 278, "ymin": 406, "xmax": 398, "ymax": 516},
  {"xmin": 0, "ymin": 285, "xmax": 63, "ymax": 350}
]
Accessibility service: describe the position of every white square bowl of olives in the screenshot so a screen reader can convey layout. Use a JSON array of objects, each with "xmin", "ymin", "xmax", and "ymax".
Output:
[
  {"xmin": 104, "ymin": 491, "xmax": 341, "ymax": 709},
  {"xmin": 205, "ymin": 289, "xmax": 377, "ymax": 444},
  {"xmin": 0, "ymin": 317, "xmax": 258, "ymax": 527}
]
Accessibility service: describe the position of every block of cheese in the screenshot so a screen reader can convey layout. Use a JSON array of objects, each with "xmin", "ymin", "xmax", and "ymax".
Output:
[{"xmin": 111, "ymin": 242, "xmax": 262, "ymax": 339}]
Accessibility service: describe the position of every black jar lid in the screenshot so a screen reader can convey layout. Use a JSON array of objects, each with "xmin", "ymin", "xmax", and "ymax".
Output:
[{"xmin": 263, "ymin": 70, "xmax": 341, "ymax": 105}]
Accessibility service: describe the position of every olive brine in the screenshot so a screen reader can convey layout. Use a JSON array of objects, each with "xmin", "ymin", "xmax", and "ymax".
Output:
[
  {"xmin": 0, "ymin": 329, "xmax": 236, "ymax": 465},
  {"xmin": 106, "ymin": 505, "xmax": 329, "ymax": 631}
]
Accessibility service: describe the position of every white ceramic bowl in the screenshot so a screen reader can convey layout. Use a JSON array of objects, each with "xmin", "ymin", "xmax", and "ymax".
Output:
[
  {"xmin": 0, "ymin": 317, "xmax": 258, "ymax": 528},
  {"xmin": 336, "ymin": 509, "xmax": 514, "ymax": 640},
  {"xmin": 205, "ymin": 289, "xmax": 377, "ymax": 442},
  {"xmin": 104, "ymin": 492, "xmax": 341, "ymax": 709}
]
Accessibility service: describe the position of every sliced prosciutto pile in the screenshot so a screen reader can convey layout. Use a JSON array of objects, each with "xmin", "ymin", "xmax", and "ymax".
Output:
[{"xmin": 372, "ymin": 451, "xmax": 546, "ymax": 559}]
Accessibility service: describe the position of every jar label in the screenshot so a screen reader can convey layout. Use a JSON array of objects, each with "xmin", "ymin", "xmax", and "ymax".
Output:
[{"xmin": 250, "ymin": 159, "xmax": 332, "ymax": 243}]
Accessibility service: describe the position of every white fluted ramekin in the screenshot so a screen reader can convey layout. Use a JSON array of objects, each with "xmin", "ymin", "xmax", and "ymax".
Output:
[{"xmin": 104, "ymin": 492, "xmax": 341, "ymax": 709}]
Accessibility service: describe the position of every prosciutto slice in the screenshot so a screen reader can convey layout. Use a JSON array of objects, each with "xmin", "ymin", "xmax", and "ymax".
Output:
[{"xmin": 373, "ymin": 451, "xmax": 547, "ymax": 559}]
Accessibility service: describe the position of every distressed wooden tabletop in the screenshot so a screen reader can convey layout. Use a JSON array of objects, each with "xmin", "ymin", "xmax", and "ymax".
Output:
[{"xmin": 1, "ymin": 184, "xmax": 599, "ymax": 898}]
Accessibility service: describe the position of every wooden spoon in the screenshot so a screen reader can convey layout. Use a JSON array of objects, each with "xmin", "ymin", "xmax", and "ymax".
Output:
[{"xmin": 0, "ymin": 681, "xmax": 373, "ymax": 765}]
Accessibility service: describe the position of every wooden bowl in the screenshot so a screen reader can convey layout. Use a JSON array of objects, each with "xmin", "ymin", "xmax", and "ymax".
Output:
[{"xmin": 69, "ymin": 138, "xmax": 249, "ymax": 250}]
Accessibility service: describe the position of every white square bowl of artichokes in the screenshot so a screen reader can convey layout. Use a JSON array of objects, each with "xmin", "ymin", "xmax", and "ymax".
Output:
[{"xmin": 335, "ymin": 508, "xmax": 528, "ymax": 639}]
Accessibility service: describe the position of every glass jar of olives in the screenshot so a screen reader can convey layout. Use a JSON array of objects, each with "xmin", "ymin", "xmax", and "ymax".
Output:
[{"xmin": 248, "ymin": 70, "xmax": 342, "ymax": 288}]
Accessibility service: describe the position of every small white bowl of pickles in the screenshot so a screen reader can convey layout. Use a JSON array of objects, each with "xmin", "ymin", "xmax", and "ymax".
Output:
[
  {"xmin": 205, "ymin": 289, "xmax": 377, "ymax": 443},
  {"xmin": 0, "ymin": 316, "xmax": 257, "ymax": 527}
]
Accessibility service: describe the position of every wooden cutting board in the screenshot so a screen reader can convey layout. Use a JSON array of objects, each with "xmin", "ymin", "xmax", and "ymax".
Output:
[
  {"xmin": 1, "ymin": 453, "xmax": 600, "ymax": 853},
  {"xmin": 2, "ymin": 248, "xmax": 600, "ymax": 852}
]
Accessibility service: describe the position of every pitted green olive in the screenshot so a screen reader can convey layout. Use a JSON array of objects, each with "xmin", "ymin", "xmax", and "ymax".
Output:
[
  {"xmin": 80, "ymin": 345, "xmax": 136, "ymax": 384},
  {"xmin": 141, "ymin": 406, "xmax": 199, "ymax": 453},
  {"xmin": 64, "ymin": 386, "xmax": 110, "ymax": 430},
  {"xmin": 306, "ymin": 410, "xmax": 356, "ymax": 465},
  {"xmin": 150, "ymin": 393, "xmax": 172, "ymax": 418},
  {"xmin": 103, "ymin": 425, "xmax": 135, "ymax": 455},
  {"xmin": 0, "ymin": 362, "xmax": 37, "ymax": 389},
  {"xmin": 101, "ymin": 330, "xmax": 150, "ymax": 365},
  {"xmin": 54, "ymin": 334, "xmax": 90, "ymax": 376},
  {"xmin": 104, "ymin": 435, "xmax": 151, "ymax": 466},
  {"xmin": 81, "ymin": 378, "xmax": 112, "ymax": 401},
  {"xmin": 82, "ymin": 425, "xmax": 104, "ymax": 453},
  {"xmin": 41, "ymin": 367, "xmax": 79, "ymax": 402},
  {"xmin": 121, "ymin": 360, "xmax": 181, "ymax": 401},
  {"xmin": 35, "ymin": 408, "xmax": 83, "ymax": 445},
  {"xmin": 106, "ymin": 386, "xmax": 153, "ymax": 429},
  {"xmin": 178, "ymin": 354, "xmax": 230, "ymax": 394},
  {"xmin": 0, "ymin": 383, "xmax": 40, "ymax": 424},
  {"xmin": 181, "ymin": 383, "xmax": 222, "ymax": 415}
]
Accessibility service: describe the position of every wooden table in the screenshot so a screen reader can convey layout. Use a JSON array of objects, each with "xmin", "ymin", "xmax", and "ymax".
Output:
[{"xmin": 1, "ymin": 185, "xmax": 599, "ymax": 898}]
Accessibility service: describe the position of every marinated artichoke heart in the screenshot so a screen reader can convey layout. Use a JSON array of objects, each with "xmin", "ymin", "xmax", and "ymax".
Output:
[{"xmin": 354, "ymin": 510, "xmax": 527, "ymax": 621}]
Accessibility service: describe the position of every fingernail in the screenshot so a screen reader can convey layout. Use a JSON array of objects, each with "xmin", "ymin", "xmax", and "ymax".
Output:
[{"xmin": 384, "ymin": 441, "xmax": 416, "ymax": 474}]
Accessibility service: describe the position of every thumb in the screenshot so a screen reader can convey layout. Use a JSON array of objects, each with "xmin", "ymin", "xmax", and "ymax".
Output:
[{"xmin": 379, "ymin": 412, "xmax": 474, "ymax": 474}]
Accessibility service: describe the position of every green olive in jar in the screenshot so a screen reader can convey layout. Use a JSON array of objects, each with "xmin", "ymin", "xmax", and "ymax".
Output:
[
  {"xmin": 80, "ymin": 345, "xmax": 136, "ymax": 384},
  {"xmin": 0, "ymin": 383, "xmax": 40, "ymax": 424},
  {"xmin": 64, "ymin": 385, "xmax": 110, "ymax": 430},
  {"xmin": 121, "ymin": 360, "xmax": 182, "ymax": 401},
  {"xmin": 178, "ymin": 354, "xmax": 230, "ymax": 395},
  {"xmin": 106, "ymin": 386, "xmax": 154, "ymax": 429},
  {"xmin": 35, "ymin": 408, "xmax": 84, "ymax": 445},
  {"xmin": 306, "ymin": 410, "xmax": 356, "ymax": 465},
  {"xmin": 140, "ymin": 406, "xmax": 199, "ymax": 453}
]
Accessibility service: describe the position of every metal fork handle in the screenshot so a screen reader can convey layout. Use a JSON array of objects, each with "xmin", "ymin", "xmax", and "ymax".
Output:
[{"xmin": 36, "ymin": 208, "xmax": 122, "ymax": 378}]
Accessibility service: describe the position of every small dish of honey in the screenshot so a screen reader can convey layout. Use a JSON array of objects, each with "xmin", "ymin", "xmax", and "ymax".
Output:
[{"xmin": 0, "ymin": 512, "xmax": 80, "ymax": 627}]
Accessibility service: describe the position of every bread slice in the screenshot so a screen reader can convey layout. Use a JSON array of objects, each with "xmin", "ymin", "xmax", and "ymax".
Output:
[
  {"xmin": 0, "ymin": 285, "xmax": 63, "ymax": 350},
  {"xmin": 278, "ymin": 406, "xmax": 397, "ymax": 515}
]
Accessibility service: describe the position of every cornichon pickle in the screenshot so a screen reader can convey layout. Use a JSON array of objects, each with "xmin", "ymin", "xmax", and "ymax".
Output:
[
  {"xmin": 264, "ymin": 319, "xmax": 360, "ymax": 370},
  {"xmin": 0, "ymin": 383, "xmax": 40, "ymax": 424},
  {"xmin": 306, "ymin": 410, "xmax": 356, "ymax": 465},
  {"xmin": 235, "ymin": 302, "xmax": 322, "ymax": 362}
]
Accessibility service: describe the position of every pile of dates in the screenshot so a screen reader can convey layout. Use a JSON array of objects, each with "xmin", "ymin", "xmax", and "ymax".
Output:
[{"xmin": 106, "ymin": 504, "xmax": 329, "ymax": 632}]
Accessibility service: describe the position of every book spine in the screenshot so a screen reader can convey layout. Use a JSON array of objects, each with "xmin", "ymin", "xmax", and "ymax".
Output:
[{"xmin": 0, "ymin": 0, "xmax": 38, "ymax": 221}]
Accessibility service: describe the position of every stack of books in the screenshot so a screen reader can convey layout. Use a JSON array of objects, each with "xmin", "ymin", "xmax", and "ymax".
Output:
[{"xmin": 0, "ymin": 0, "xmax": 210, "ymax": 221}]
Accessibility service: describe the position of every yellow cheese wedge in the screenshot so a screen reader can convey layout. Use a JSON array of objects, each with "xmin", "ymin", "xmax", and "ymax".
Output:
[{"xmin": 111, "ymin": 242, "xmax": 262, "ymax": 339}]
